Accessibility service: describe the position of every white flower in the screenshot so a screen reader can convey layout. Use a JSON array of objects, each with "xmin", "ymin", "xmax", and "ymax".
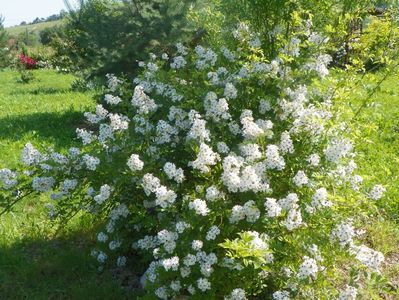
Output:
[
  {"xmin": 155, "ymin": 186, "xmax": 177, "ymax": 208},
  {"xmin": 265, "ymin": 198, "xmax": 282, "ymax": 217},
  {"xmin": 331, "ymin": 221, "xmax": 356, "ymax": 247},
  {"xmin": 76, "ymin": 128, "xmax": 95, "ymax": 145},
  {"xmin": 265, "ymin": 145, "xmax": 285, "ymax": 170},
  {"xmin": 21, "ymin": 143, "xmax": 44, "ymax": 165},
  {"xmin": 368, "ymin": 184, "xmax": 386, "ymax": 200},
  {"xmin": 106, "ymin": 73, "xmax": 121, "ymax": 91},
  {"xmin": 217, "ymin": 142, "xmax": 230, "ymax": 154},
  {"xmin": 131, "ymin": 85, "xmax": 158, "ymax": 114},
  {"xmin": 280, "ymin": 131, "xmax": 294, "ymax": 154},
  {"xmin": 162, "ymin": 256, "xmax": 179, "ymax": 271},
  {"xmin": 97, "ymin": 232, "xmax": 108, "ymax": 242},
  {"xmin": 225, "ymin": 288, "xmax": 246, "ymax": 300},
  {"xmin": 0, "ymin": 168, "xmax": 18, "ymax": 189},
  {"xmin": 189, "ymin": 199, "xmax": 210, "ymax": 216},
  {"xmin": 189, "ymin": 143, "xmax": 220, "ymax": 173},
  {"xmin": 259, "ymin": 99, "xmax": 272, "ymax": 114},
  {"xmin": 163, "ymin": 162, "xmax": 185, "ymax": 183},
  {"xmin": 293, "ymin": 170, "xmax": 309, "ymax": 187},
  {"xmin": 273, "ymin": 290, "xmax": 291, "ymax": 300},
  {"xmin": 97, "ymin": 251, "xmax": 107, "ymax": 263},
  {"xmin": 338, "ymin": 285, "xmax": 358, "ymax": 300},
  {"xmin": 117, "ymin": 256, "xmax": 127, "ymax": 267},
  {"xmin": 350, "ymin": 244, "xmax": 384, "ymax": 272},
  {"xmin": 311, "ymin": 188, "xmax": 331, "ymax": 209},
  {"xmin": 170, "ymin": 280, "xmax": 181, "ymax": 292},
  {"xmin": 83, "ymin": 154, "xmax": 100, "ymax": 171},
  {"xmin": 206, "ymin": 226, "xmax": 220, "ymax": 241},
  {"xmin": 170, "ymin": 56, "xmax": 187, "ymax": 69},
  {"xmin": 205, "ymin": 186, "xmax": 223, "ymax": 201},
  {"xmin": 109, "ymin": 240, "xmax": 122, "ymax": 250},
  {"xmin": 93, "ymin": 184, "xmax": 112, "ymax": 204},
  {"xmin": 197, "ymin": 278, "xmax": 211, "ymax": 292},
  {"xmin": 297, "ymin": 256, "xmax": 318, "ymax": 279},
  {"xmin": 229, "ymin": 205, "xmax": 245, "ymax": 223},
  {"xmin": 155, "ymin": 287, "xmax": 168, "ymax": 299},
  {"xmin": 127, "ymin": 154, "xmax": 144, "ymax": 171},
  {"xmin": 285, "ymin": 208, "xmax": 302, "ymax": 231},
  {"xmin": 104, "ymin": 94, "xmax": 122, "ymax": 105},
  {"xmin": 32, "ymin": 176, "xmax": 55, "ymax": 192},
  {"xmin": 307, "ymin": 153, "xmax": 320, "ymax": 166},
  {"xmin": 187, "ymin": 114, "xmax": 210, "ymax": 142},
  {"xmin": 325, "ymin": 139, "xmax": 353, "ymax": 163},
  {"xmin": 192, "ymin": 240, "xmax": 203, "ymax": 251},
  {"xmin": 224, "ymin": 83, "xmax": 237, "ymax": 99}
]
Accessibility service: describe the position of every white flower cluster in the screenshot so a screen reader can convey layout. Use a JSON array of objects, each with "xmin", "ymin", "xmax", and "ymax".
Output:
[
  {"xmin": 229, "ymin": 201, "xmax": 260, "ymax": 223},
  {"xmin": 93, "ymin": 184, "xmax": 112, "ymax": 205},
  {"xmin": 131, "ymin": 85, "xmax": 158, "ymax": 115},
  {"xmin": 127, "ymin": 154, "xmax": 144, "ymax": 171},
  {"xmin": 189, "ymin": 143, "xmax": 220, "ymax": 173},
  {"xmin": 0, "ymin": 169, "xmax": 18, "ymax": 189},
  {"xmin": 21, "ymin": 143, "xmax": 44, "ymax": 165},
  {"xmin": 32, "ymin": 176, "xmax": 55, "ymax": 192},
  {"xmin": 188, "ymin": 199, "xmax": 210, "ymax": 216},
  {"xmin": 163, "ymin": 162, "xmax": 184, "ymax": 183},
  {"xmin": 297, "ymin": 256, "xmax": 318, "ymax": 279},
  {"xmin": 338, "ymin": 285, "xmax": 358, "ymax": 300},
  {"xmin": 368, "ymin": 184, "xmax": 386, "ymax": 200},
  {"xmin": 141, "ymin": 173, "xmax": 177, "ymax": 208}
]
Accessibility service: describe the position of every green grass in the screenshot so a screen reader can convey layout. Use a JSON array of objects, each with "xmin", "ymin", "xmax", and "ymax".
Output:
[
  {"xmin": 341, "ymin": 72, "xmax": 399, "ymax": 298},
  {"xmin": 0, "ymin": 69, "xmax": 134, "ymax": 299},
  {"xmin": 6, "ymin": 20, "xmax": 63, "ymax": 37}
]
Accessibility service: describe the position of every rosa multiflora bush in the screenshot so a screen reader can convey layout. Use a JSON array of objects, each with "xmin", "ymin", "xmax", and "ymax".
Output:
[{"xmin": 0, "ymin": 22, "xmax": 387, "ymax": 299}]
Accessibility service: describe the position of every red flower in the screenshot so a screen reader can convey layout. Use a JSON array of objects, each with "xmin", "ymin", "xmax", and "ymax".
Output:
[{"xmin": 19, "ymin": 54, "xmax": 37, "ymax": 69}]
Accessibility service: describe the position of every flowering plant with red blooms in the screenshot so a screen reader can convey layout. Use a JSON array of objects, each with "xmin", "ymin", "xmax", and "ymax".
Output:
[{"xmin": 18, "ymin": 53, "xmax": 37, "ymax": 69}]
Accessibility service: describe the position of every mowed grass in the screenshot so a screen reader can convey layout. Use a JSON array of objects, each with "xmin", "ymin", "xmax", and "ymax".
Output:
[
  {"xmin": 340, "ymin": 72, "xmax": 399, "ymax": 298},
  {"xmin": 0, "ymin": 70, "xmax": 132, "ymax": 299}
]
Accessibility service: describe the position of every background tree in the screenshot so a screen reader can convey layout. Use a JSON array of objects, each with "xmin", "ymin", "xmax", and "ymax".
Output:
[
  {"xmin": 52, "ymin": 0, "xmax": 201, "ymax": 82},
  {"xmin": 0, "ymin": 16, "xmax": 9, "ymax": 68}
]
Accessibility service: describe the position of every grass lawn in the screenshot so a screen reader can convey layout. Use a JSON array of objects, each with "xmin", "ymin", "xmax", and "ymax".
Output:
[
  {"xmin": 0, "ymin": 69, "xmax": 134, "ymax": 299},
  {"xmin": 0, "ymin": 68, "xmax": 398, "ymax": 298},
  {"xmin": 334, "ymin": 71, "xmax": 399, "ymax": 298}
]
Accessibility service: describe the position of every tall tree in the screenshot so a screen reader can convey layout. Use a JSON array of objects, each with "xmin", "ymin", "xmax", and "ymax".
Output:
[
  {"xmin": 54, "ymin": 0, "xmax": 200, "ymax": 81},
  {"xmin": 0, "ymin": 16, "xmax": 9, "ymax": 69}
]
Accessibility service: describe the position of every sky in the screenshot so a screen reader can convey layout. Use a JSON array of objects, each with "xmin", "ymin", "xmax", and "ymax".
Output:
[{"xmin": 1, "ymin": 0, "xmax": 70, "ymax": 27}]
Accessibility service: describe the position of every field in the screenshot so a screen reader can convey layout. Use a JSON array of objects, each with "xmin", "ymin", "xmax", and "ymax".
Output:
[
  {"xmin": 0, "ymin": 70, "xmax": 135, "ymax": 298},
  {"xmin": 6, "ymin": 20, "xmax": 63, "ymax": 37},
  {"xmin": 0, "ymin": 68, "xmax": 399, "ymax": 298}
]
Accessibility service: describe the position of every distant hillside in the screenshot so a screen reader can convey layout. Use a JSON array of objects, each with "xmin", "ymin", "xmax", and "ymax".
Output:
[{"xmin": 6, "ymin": 20, "xmax": 63, "ymax": 37}]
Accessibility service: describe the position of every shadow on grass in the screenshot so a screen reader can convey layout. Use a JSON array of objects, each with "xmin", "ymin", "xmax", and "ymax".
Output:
[
  {"xmin": 0, "ymin": 110, "xmax": 86, "ymax": 148},
  {"xmin": 10, "ymin": 87, "xmax": 72, "ymax": 96},
  {"xmin": 0, "ymin": 230, "xmax": 139, "ymax": 299}
]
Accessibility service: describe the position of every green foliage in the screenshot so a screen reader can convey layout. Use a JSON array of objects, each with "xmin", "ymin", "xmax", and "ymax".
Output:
[
  {"xmin": 0, "ymin": 16, "xmax": 10, "ymax": 68},
  {"xmin": 52, "ymin": 0, "xmax": 200, "ymax": 81},
  {"xmin": 350, "ymin": 14, "xmax": 399, "ymax": 70},
  {"xmin": 17, "ymin": 70, "xmax": 35, "ymax": 84},
  {"xmin": 197, "ymin": 0, "xmax": 398, "ymax": 61},
  {"xmin": 40, "ymin": 25, "xmax": 64, "ymax": 45}
]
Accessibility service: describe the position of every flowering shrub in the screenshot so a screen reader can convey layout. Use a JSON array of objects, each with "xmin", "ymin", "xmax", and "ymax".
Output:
[
  {"xmin": 0, "ymin": 21, "xmax": 387, "ymax": 299},
  {"xmin": 18, "ymin": 53, "xmax": 37, "ymax": 69}
]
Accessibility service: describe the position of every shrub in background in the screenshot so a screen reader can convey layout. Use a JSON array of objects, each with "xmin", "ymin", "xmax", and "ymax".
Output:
[{"xmin": 0, "ymin": 18, "xmax": 388, "ymax": 298}]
